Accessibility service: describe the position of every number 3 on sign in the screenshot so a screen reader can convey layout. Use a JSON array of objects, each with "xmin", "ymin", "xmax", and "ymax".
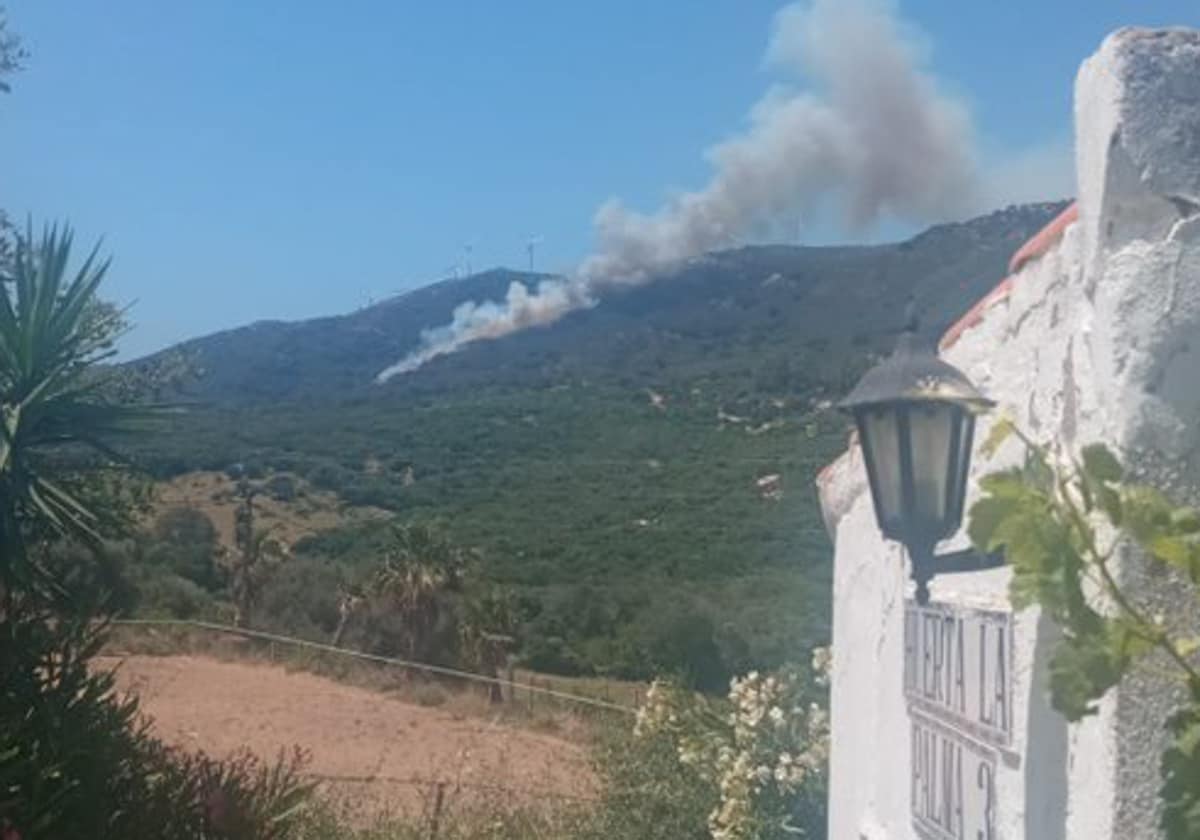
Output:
[{"xmin": 910, "ymin": 712, "xmax": 997, "ymax": 840}]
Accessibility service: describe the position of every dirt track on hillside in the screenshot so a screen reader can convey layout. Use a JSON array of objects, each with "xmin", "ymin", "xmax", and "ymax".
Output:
[{"xmin": 97, "ymin": 654, "xmax": 594, "ymax": 820}]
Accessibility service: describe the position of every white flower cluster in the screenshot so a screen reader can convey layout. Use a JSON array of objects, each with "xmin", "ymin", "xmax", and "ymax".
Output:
[
  {"xmin": 811, "ymin": 646, "xmax": 832, "ymax": 687},
  {"xmin": 632, "ymin": 652, "xmax": 831, "ymax": 840},
  {"xmin": 633, "ymin": 678, "xmax": 674, "ymax": 739}
]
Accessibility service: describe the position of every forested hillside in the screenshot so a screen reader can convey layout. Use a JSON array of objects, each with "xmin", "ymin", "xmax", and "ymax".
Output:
[{"xmin": 126, "ymin": 202, "xmax": 1065, "ymax": 685}]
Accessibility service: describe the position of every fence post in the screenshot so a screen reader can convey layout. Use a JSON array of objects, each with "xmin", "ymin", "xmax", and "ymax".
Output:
[{"xmin": 428, "ymin": 781, "xmax": 446, "ymax": 840}]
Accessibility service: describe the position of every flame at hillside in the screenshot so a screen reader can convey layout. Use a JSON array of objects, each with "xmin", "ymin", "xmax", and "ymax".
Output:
[{"xmin": 377, "ymin": 0, "xmax": 979, "ymax": 383}]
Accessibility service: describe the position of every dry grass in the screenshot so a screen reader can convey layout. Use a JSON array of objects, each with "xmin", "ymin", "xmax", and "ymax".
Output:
[
  {"xmin": 148, "ymin": 470, "xmax": 390, "ymax": 555},
  {"xmin": 512, "ymin": 669, "xmax": 648, "ymax": 711},
  {"xmin": 102, "ymin": 623, "xmax": 634, "ymax": 742}
]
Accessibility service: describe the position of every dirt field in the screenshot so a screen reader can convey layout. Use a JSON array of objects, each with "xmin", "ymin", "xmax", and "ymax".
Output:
[{"xmin": 97, "ymin": 654, "xmax": 595, "ymax": 820}]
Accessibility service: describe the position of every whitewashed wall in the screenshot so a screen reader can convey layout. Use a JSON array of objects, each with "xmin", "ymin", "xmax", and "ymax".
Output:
[{"xmin": 818, "ymin": 28, "xmax": 1200, "ymax": 840}]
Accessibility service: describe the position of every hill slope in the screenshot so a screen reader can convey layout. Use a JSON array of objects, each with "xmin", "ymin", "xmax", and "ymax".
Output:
[{"xmin": 129, "ymin": 202, "xmax": 1065, "ymax": 682}]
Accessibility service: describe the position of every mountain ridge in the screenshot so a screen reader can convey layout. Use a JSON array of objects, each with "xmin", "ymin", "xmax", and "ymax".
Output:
[
  {"xmin": 134, "ymin": 201, "xmax": 1066, "ymax": 406},
  {"xmin": 127, "ymin": 200, "xmax": 1069, "ymax": 681}
]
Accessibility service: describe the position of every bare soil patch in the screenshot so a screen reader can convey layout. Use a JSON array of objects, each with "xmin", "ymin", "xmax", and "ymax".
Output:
[{"xmin": 98, "ymin": 654, "xmax": 595, "ymax": 820}]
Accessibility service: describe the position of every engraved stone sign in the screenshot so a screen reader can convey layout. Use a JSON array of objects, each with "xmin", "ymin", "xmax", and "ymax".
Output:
[{"xmin": 905, "ymin": 601, "xmax": 1013, "ymax": 839}]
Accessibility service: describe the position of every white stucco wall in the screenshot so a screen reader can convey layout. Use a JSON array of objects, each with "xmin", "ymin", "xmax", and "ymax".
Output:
[{"xmin": 820, "ymin": 28, "xmax": 1200, "ymax": 840}]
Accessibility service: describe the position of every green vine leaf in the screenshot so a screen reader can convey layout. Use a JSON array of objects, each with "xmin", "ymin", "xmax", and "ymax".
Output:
[
  {"xmin": 1161, "ymin": 694, "xmax": 1200, "ymax": 840},
  {"xmin": 977, "ymin": 468, "xmax": 1029, "ymax": 500},
  {"xmin": 1123, "ymin": 485, "xmax": 1176, "ymax": 546},
  {"xmin": 1173, "ymin": 508, "xmax": 1200, "ymax": 535},
  {"xmin": 1048, "ymin": 621, "xmax": 1127, "ymax": 721},
  {"xmin": 1097, "ymin": 484, "xmax": 1123, "ymax": 527},
  {"xmin": 970, "ymin": 432, "xmax": 1200, "ymax": 836},
  {"xmin": 1150, "ymin": 536, "xmax": 1200, "ymax": 583},
  {"xmin": 1081, "ymin": 443, "xmax": 1123, "ymax": 484},
  {"xmin": 967, "ymin": 496, "xmax": 1014, "ymax": 553}
]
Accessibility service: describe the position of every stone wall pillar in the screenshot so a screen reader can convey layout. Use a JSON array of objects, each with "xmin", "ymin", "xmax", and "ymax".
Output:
[{"xmin": 820, "ymin": 28, "xmax": 1200, "ymax": 840}]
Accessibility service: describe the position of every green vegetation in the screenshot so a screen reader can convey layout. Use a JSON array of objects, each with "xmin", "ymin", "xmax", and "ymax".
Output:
[
  {"xmin": 0, "ymin": 5, "xmax": 23, "ymax": 272},
  {"xmin": 970, "ymin": 421, "xmax": 1200, "ymax": 840},
  {"xmin": 0, "ymin": 219, "xmax": 834, "ymax": 839},
  {"xmin": 119, "ymin": 202, "xmax": 1062, "ymax": 684},
  {"xmin": 0, "ymin": 224, "xmax": 314, "ymax": 838}
]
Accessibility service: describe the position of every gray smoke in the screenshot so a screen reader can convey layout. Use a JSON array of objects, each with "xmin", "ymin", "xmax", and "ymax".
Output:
[{"xmin": 377, "ymin": 0, "xmax": 978, "ymax": 383}]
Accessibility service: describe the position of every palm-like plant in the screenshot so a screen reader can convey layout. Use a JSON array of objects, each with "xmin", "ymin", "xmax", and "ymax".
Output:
[
  {"xmin": 458, "ymin": 585, "xmax": 518, "ymax": 702},
  {"xmin": 370, "ymin": 522, "xmax": 470, "ymax": 661},
  {"xmin": 0, "ymin": 223, "xmax": 151, "ymax": 599},
  {"xmin": 229, "ymin": 529, "xmax": 287, "ymax": 628}
]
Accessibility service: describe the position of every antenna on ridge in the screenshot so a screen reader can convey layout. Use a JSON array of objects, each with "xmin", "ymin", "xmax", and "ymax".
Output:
[{"xmin": 526, "ymin": 235, "xmax": 544, "ymax": 273}]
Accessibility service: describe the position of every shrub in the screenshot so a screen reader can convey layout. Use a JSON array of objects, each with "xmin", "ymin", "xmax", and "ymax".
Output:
[
  {"xmin": 637, "ymin": 610, "xmax": 730, "ymax": 693},
  {"xmin": 258, "ymin": 556, "xmax": 345, "ymax": 641},
  {"xmin": 133, "ymin": 569, "xmax": 220, "ymax": 619},
  {"xmin": 612, "ymin": 653, "xmax": 831, "ymax": 840},
  {"xmin": 0, "ymin": 598, "xmax": 314, "ymax": 839},
  {"xmin": 154, "ymin": 507, "xmax": 219, "ymax": 547},
  {"xmin": 145, "ymin": 508, "xmax": 224, "ymax": 591},
  {"xmin": 577, "ymin": 720, "xmax": 713, "ymax": 840},
  {"xmin": 521, "ymin": 635, "xmax": 588, "ymax": 676},
  {"xmin": 411, "ymin": 683, "xmax": 447, "ymax": 707}
]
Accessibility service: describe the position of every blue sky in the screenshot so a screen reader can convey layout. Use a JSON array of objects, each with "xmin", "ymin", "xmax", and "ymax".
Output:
[{"xmin": 2, "ymin": 1, "xmax": 1198, "ymax": 359}]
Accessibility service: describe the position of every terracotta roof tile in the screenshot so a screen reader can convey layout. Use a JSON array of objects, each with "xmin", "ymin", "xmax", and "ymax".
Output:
[
  {"xmin": 1009, "ymin": 202, "xmax": 1078, "ymax": 274},
  {"xmin": 938, "ymin": 276, "xmax": 1014, "ymax": 351},
  {"xmin": 939, "ymin": 201, "xmax": 1078, "ymax": 351}
]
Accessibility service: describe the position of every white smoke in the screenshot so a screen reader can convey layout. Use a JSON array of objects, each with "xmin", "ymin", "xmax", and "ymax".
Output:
[
  {"xmin": 377, "ymin": 0, "xmax": 979, "ymax": 383},
  {"xmin": 375, "ymin": 278, "xmax": 595, "ymax": 380}
]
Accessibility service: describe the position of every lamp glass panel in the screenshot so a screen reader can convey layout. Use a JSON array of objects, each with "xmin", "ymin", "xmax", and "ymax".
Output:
[
  {"xmin": 949, "ymin": 410, "xmax": 975, "ymax": 521},
  {"xmin": 860, "ymin": 407, "xmax": 903, "ymax": 529},
  {"xmin": 906, "ymin": 403, "xmax": 956, "ymax": 528}
]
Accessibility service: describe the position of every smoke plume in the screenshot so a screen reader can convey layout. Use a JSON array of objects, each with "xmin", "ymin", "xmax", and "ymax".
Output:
[{"xmin": 377, "ymin": 0, "xmax": 978, "ymax": 383}]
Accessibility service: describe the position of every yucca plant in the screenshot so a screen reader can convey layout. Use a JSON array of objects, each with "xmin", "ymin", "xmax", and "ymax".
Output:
[
  {"xmin": 0, "ymin": 223, "xmax": 324, "ymax": 839},
  {"xmin": 0, "ymin": 222, "xmax": 155, "ymax": 601},
  {"xmin": 367, "ymin": 522, "xmax": 471, "ymax": 661}
]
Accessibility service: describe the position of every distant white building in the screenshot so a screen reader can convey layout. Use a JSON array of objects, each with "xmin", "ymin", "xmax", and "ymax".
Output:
[{"xmin": 818, "ymin": 28, "xmax": 1200, "ymax": 840}]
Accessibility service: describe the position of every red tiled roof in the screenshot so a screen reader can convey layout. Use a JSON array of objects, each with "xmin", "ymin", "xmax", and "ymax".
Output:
[
  {"xmin": 938, "ymin": 276, "xmax": 1014, "ymax": 351},
  {"xmin": 819, "ymin": 201, "xmax": 1080, "ymax": 483},
  {"xmin": 939, "ymin": 201, "xmax": 1078, "ymax": 351},
  {"xmin": 817, "ymin": 461, "xmax": 836, "ymax": 486},
  {"xmin": 816, "ymin": 429, "xmax": 858, "ymax": 486},
  {"xmin": 1009, "ymin": 202, "xmax": 1078, "ymax": 274}
]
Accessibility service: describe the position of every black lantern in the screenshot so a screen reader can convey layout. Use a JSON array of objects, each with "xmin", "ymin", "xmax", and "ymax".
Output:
[{"xmin": 841, "ymin": 311, "xmax": 995, "ymax": 603}]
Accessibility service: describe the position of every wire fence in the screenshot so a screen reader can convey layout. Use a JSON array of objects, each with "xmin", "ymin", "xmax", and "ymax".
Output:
[
  {"xmin": 109, "ymin": 617, "xmax": 640, "ymax": 717},
  {"xmin": 307, "ymin": 772, "xmax": 599, "ymax": 804}
]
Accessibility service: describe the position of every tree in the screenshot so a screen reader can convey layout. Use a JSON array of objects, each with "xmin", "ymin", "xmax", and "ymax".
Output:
[
  {"xmin": 0, "ymin": 224, "xmax": 151, "ymax": 604},
  {"xmin": 0, "ymin": 224, "xmax": 317, "ymax": 838},
  {"xmin": 369, "ymin": 522, "xmax": 469, "ymax": 662},
  {"xmin": 149, "ymin": 507, "xmax": 223, "ymax": 592},
  {"xmin": 0, "ymin": 5, "xmax": 24, "ymax": 93},
  {"xmin": 0, "ymin": 6, "xmax": 27, "ymax": 272},
  {"xmin": 229, "ymin": 480, "xmax": 285, "ymax": 627},
  {"xmin": 459, "ymin": 584, "xmax": 518, "ymax": 703}
]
